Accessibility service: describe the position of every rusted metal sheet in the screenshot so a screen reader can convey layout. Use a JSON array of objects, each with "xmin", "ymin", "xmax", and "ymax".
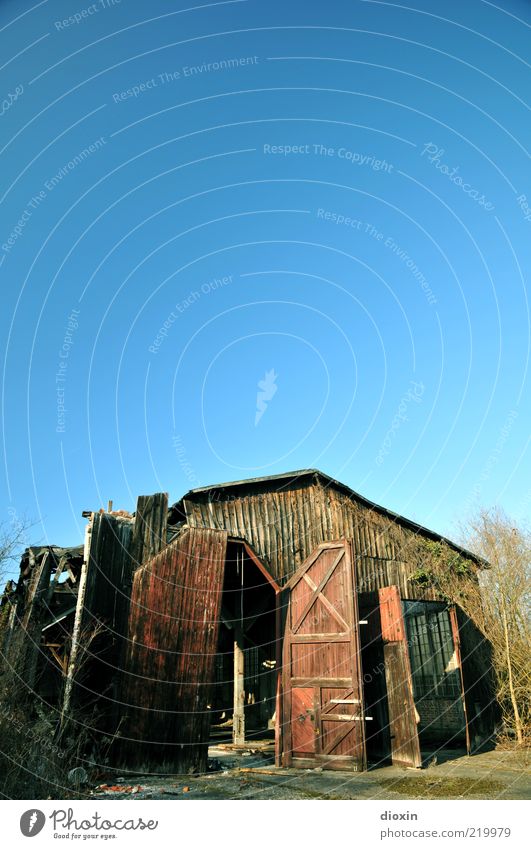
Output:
[
  {"xmin": 118, "ymin": 526, "xmax": 228, "ymax": 774},
  {"xmin": 378, "ymin": 586, "xmax": 422, "ymax": 769},
  {"xmin": 281, "ymin": 540, "xmax": 366, "ymax": 771}
]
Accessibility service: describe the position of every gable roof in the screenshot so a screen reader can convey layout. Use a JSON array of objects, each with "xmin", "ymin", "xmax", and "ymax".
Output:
[{"xmin": 173, "ymin": 468, "xmax": 484, "ymax": 564}]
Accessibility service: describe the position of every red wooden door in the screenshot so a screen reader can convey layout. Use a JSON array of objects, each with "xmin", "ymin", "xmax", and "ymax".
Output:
[
  {"xmin": 281, "ymin": 541, "xmax": 366, "ymax": 771},
  {"xmin": 378, "ymin": 586, "xmax": 422, "ymax": 768}
]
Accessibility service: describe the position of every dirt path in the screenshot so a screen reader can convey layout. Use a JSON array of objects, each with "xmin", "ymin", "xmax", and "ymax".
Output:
[{"xmin": 90, "ymin": 746, "xmax": 531, "ymax": 801}]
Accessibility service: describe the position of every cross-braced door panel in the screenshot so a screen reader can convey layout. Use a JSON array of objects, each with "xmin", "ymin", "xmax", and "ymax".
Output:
[{"xmin": 282, "ymin": 541, "xmax": 366, "ymax": 771}]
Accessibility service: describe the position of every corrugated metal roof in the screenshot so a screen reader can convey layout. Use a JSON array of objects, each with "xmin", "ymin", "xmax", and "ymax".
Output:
[{"xmin": 176, "ymin": 468, "xmax": 484, "ymax": 564}]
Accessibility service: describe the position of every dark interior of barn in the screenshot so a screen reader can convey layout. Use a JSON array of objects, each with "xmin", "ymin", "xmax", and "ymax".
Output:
[{"xmin": 210, "ymin": 541, "xmax": 277, "ymax": 745}]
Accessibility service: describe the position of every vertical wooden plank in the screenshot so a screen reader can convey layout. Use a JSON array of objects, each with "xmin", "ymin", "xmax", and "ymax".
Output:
[
  {"xmin": 449, "ymin": 605, "xmax": 471, "ymax": 754},
  {"xmin": 233, "ymin": 629, "xmax": 245, "ymax": 744},
  {"xmin": 118, "ymin": 527, "xmax": 228, "ymax": 773},
  {"xmin": 62, "ymin": 519, "xmax": 92, "ymax": 720},
  {"xmin": 274, "ymin": 587, "xmax": 283, "ymax": 767},
  {"xmin": 281, "ymin": 585, "xmax": 293, "ymax": 766},
  {"xmin": 378, "ymin": 585, "xmax": 422, "ymax": 768},
  {"xmin": 62, "ymin": 511, "xmax": 134, "ymax": 725},
  {"xmin": 132, "ymin": 493, "xmax": 168, "ymax": 567},
  {"xmin": 380, "ymin": 585, "xmax": 406, "ymax": 642},
  {"xmin": 349, "ymin": 539, "xmax": 367, "ymax": 770}
]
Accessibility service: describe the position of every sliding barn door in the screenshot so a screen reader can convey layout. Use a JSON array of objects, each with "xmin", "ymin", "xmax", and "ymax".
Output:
[
  {"xmin": 379, "ymin": 586, "xmax": 422, "ymax": 768},
  {"xmin": 282, "ymin": 541, "xmax": 366, "ymax": 771}
]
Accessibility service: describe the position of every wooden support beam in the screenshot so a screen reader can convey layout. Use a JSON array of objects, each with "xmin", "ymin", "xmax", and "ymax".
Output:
[
  {"xmin": 62, "ymin": 520, "xmax": 92, "ymax": 721},
  {"xmin": 233, "ymin": 629, "xmax": 245, "ymax": 745}
]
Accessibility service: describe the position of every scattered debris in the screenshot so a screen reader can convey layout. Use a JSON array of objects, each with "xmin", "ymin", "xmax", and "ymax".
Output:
[{"xmin": 95, "ymin": 784, "xmax": 144, "ymax": 794}]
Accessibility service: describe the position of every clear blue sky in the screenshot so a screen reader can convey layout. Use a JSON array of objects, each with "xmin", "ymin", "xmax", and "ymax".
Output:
[{"xmin": 1, "ymin": 0, "xmax": 529, "ymax": 566}]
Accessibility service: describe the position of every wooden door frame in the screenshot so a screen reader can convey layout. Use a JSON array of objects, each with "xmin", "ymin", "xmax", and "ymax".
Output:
[{"xmin": 225, "ymin": 538, "xmax": 281, "ymax": 749}]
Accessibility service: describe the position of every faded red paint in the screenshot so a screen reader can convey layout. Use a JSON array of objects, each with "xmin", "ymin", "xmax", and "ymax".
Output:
[{"xmin": 118, "ymin": 526, "xmax": 228, "ymax": 774}]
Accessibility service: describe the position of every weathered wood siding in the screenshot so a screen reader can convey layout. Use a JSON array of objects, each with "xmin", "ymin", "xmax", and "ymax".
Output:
[
  {"xmin": 118, "ymin": 526, "xmax": 228, "ymax": 773},
  {"xmin": 131, "ymin": 493, "xmax": 168, "ymax": 568},
  {"xmin": 62, "ymin": 513, "xmax": 134, "ymax": 721},
  {"xmin": 182, "ymin": 479, "xmax": 439, "ymax": 598},
  {"xmin": 3, "ymin": 548, "xmax": 55, "ymax": 693}
]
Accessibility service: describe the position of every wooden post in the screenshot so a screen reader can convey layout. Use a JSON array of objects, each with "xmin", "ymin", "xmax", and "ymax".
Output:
[
  {"xmin": 62, "ymin": 518, "xmax": 92, "ymax": 723},
  {"xmin": 233, "ymin": 629, "xmax": 245, "ymax": 745}
]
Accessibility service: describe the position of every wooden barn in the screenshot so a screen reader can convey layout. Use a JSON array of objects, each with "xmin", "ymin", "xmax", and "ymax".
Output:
[{"xmin": 1, "ymin": 469, "xmax": 495, "ymax": 775}]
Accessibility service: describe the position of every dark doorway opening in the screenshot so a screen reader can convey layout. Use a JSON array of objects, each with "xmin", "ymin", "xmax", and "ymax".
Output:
[
  {"xmin": 210, "ymin": 541, "xmax": 278, "ymax": 745},
  {"xmin": 360, "ymin": 636, "xmax": 391, "ymax": 767},
  {"xmin": 358, "ymin": 594, "xmax": 392, "ymax": 767}
]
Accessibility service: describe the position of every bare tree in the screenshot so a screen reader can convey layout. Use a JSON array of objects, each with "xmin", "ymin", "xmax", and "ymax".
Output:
[
  {"xmin": 461, "ymin": 509, "xmax": 530, "ymax": 744},
  {"xmin": 393, "ymin": 507, "xmax": 530, "ymax": 745},
  {"xmin": 0, "ymin": 515, "xmax": 35, "ymax": 650},
  {"xmin": 0, "ymin": 514, "xmax": 33, "ymax": 577}
]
